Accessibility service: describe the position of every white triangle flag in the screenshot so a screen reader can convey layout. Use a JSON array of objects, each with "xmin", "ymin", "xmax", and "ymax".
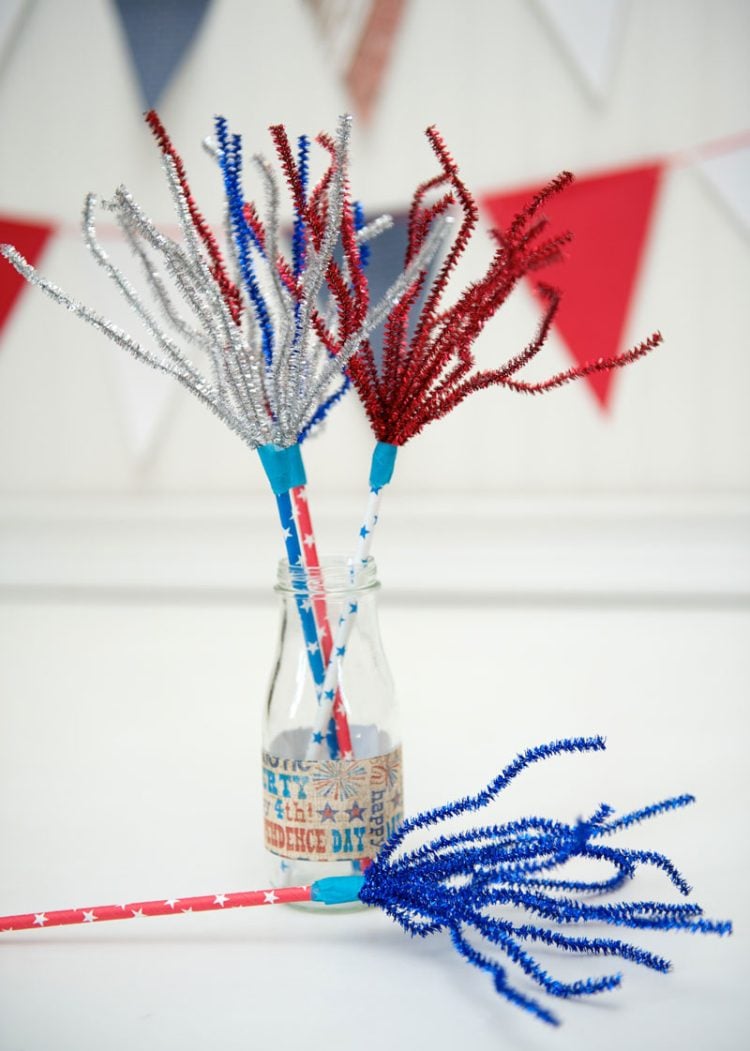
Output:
[
  {"xmin": 110, "ymin": 353, "xmax": 174, "ymax": 462},
  {"xmin": 697, "ymin": 143, "xmax": 750, "ymax": 237},
  {"xmin": 535, "ymin": 0, "xmax": 626, "ymax": 100}
]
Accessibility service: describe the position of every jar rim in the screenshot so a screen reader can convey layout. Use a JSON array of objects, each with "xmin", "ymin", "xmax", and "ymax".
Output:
[{"xmin": 275, "ymin": 554, "xmax": 379, "ymax": 596}]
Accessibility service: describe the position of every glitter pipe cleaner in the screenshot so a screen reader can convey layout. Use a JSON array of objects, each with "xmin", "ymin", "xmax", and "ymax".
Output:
[
  {"xmin": 0, "ymin": 114, "xmax": 444, "ymax": 756},
  {"xmin": 204, "ymin": 123, "xmax": 390, "ymax": 758},
  {"xmin": 305, "ymin": 129, "xmax": 664, "ymax": 755},
  {"xmin": 210, "ymin": 114, "xmax": 442, "ymax": 756},
  {"xmin": 0, "ymin": 737, "xmax": 729, "ymax": 1027},
  {"xmin": 289, "ymin": 194, "xmax": 379, "ymax": 758},
  {"xmin": 216, "ymin": 115, "xmax": 450, "ymax": 756}
]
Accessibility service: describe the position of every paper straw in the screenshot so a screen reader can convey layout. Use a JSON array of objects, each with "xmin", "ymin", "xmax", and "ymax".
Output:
[
  {"xmin": 0, "ymin": 877, "xmax": 372, "ymax": 933},
  {"xmin": 272, "ymin": 489, "xmax": 329, "ymax": 694},
  {"xmin": 290, "ymin": 485, "xmax": 354, "ymax": 757},
  {"xmin": 305, "ymin": 483, "xmax": 385, "ymax": 760}
]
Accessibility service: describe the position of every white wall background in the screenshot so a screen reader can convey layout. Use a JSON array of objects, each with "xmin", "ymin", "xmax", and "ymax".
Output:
[
  {"xmin": 0, "ymin": 0, "xmax": 748, "ymax": 598},
  {"xmin": 0, "ymin": 0, "xmax": 747, "ymax": 497},
  {"xmin": 1, "ymin": 7, "xmax": 749, "ymax": 1047}
]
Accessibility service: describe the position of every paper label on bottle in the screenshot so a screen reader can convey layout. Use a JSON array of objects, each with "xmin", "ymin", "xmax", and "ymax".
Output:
[{"xmin": 262, "ymin": 747, "xmax": 403, "ymax": 862}]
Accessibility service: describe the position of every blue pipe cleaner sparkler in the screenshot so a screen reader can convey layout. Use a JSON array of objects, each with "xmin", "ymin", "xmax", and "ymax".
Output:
[{"xmin": 312, "ymin": 736, "xmax": 731, "ymax": 1026}]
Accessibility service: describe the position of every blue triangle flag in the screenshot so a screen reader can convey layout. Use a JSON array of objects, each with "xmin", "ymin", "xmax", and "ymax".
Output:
[
  {"xmin": 362, "ymin": 211, "xmax": 443, "ymax": 367},
  {"xmin": 113, "ymin": 0, "xmax": 211, "ymax": 110}
]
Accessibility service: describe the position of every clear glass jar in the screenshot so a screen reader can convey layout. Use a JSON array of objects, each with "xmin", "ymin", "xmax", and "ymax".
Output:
[{"xmin": 262, "ymin": 556, "xmax": 402, "ymax": 900}]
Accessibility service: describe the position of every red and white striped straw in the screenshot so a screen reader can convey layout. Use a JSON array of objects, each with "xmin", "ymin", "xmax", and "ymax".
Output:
[
  {"xmin": 306, "ymin": 485, "xmax": 384, "ymax": 760},
  {"xmin": 291, "ymin": 484, "xmax": 354, "ymax": 757},
  {"xmin": 0, "ymin": 885, "xmax": 311, "ymax": 933}
]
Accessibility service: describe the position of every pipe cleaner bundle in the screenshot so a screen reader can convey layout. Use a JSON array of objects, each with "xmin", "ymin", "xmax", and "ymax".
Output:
[
  {"xmin": 0, "ymin": 112, "xmax": 441, "ymax": 757},
  {"xmin": 1, "ymin": 115, "xmax": 723, "ymax": 1027},
  {"xmin": 283, "ymin": 125, "xmax": 664, "ymax": 756},
  {"xmin": 0, "ymin": 737, "xmax": 730, "ymax": 1026},
  {"xmin": 1, "ymin": 113, "xmax": 663, "ymax": 763}
]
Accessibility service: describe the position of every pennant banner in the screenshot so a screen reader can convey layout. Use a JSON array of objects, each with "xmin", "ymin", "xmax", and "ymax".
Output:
[
  {"xmin": 481, "ymin": 162, "xmax": 663, "ymax": 409},
  {"xmin": 305, "ymin": 0, "xmax": 407, "ymax": 122},
  {"xmin": 112, "ymin": 0, "xmax": 212, "ymax": 110},
  {"xmin": 534, "ymin": 0, "xmax": 626, "ymax": 100},
  {"xmin": 0, "ymin": 216, "xmax": 55, "ymax": 338}
]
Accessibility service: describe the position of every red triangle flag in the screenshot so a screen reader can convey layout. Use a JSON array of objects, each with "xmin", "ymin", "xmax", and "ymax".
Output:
[
  {"xmin": 481, "ymin": 162, "xmax": 663, "ymax": 408},
  {"xmin": 0, "ymin": 216, "xmax": 55, "ymax": 341}
]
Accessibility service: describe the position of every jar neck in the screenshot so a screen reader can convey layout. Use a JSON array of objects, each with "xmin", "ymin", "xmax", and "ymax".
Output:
[{"xmin": 275, "ymin": 555, "xmax": 379, "ymax": 597}]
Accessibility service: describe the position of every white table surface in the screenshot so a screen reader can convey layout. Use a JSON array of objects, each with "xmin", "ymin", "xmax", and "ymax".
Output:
[{"xmin": 0, "ymin": 596, "xmax": 748, "ymax": 1050}]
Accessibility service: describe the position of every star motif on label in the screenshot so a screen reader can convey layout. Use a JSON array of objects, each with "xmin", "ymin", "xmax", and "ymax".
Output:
[
  {"xmin": 334, "ymin": 699, "xmax": 346, "ymax": 716},
  {"xmin": 349, "ymin": 602, "xmax": 358, "ymax": 614},
  {"xmin": 303, "ymin": 534, "xmax": 315, "ymax": 548},
  {"xmin": 307, "ymin": 641, "xmax": 319, "ymax": 655},
  {"xmin": 318, "ymin": 802, "xmax": 338, "ymax": 822},
  {"xmin": 341, "ymin": 750, "xmax": 353, "ymax": 760},
  {"xmin": 359, "ymin": 525, "xmax": 370, "ymax": 539},
  {"xmin": 82, "ymin": 910, "xmax": 97, "ymax": 923},
  {"xmin": 164, "ymin": 898, "xmax": 179, "ymax": 909},
  {"xmin": 263, "ymin": 891, "xmax": 278, "ymax": 904},
  {"xmin": 324, "ymin": 689, "xmax": 335, "ymax": 700},
  {"xmin": 181, "ymin": 907, "xmax": 193, "ymax": 914},
  {"xmin": 345, "ymin": 801, "xmax": 366, "ymax": 821},
  {"xmin": 33, "ymin": 913, "xmax": 48, "ymax": 926},
  {"xmin": 336, "ymin": 645, "xmax": 346, "ymax": 657},
  {"xmin": 319, "ymin": 624, "xmax": 329, "ymax": 638},
  {"xmin": 283, "ymin": 527, "xmax": 292, "ymax": 540},
  {"xmin": 312, "ymin": 731, "xmax": 324, "ymax": 744},
  {"xmin": 301, "ymin": 598, "xmax": 312, "ymax": 613},
  {"xmin": 214, "ymin": 894, "xmax": 229, "ymax": 907},
  {"xmin": 131, "ymin": 909, "xmax": 145, "ymax": 918}
]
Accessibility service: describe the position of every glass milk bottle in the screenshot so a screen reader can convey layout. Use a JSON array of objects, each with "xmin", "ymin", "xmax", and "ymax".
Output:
[{"xmin": 262, "ymin": 556, "xmax": 402, "ymax": 898}]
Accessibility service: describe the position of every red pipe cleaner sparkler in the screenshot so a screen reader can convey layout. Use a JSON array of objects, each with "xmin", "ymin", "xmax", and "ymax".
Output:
[{"xmin": 348, "ymin": 127, "xmax": 662, "ymax": 446}]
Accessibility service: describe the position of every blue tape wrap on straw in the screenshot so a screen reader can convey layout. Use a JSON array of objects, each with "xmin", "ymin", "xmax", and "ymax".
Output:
[
  {"xmin": 369, "ymin": 441, "xmax": 398, "ymax": 490},
  {"xmin": 257, "ymin": 443, "xmax": 307, "ymax": 495},
  {"xmin": 311, "ymin": 874, "xmax": 366, "ymax": 905},
  {"xmin": 257, "ymin": 443, "xmax": 339, "ymax": 758}
]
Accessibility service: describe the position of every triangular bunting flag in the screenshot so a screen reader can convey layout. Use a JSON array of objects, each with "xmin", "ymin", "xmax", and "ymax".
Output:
[
  {"xmin": 362, "ymin": 211, "xmax": 442, "ymax": 363},
  {"xmin": 112, "ymin": 0, "xmax": 212, "ymax": 110},
  {"xmin": 305, "ymin": 0, "xmax": 407, "ymax": 122},
  {"xmin": 534, "ymin": 0, "xmax": 626, "ymax": 100},
  {"xmin": 696, "ymin": 142, "xmax": 750, "ymax": 238},
  {"xmin": 0, "ymin": 216, "xmax": 55, "ymax": 340},
  {"xmin": 110, "ymin": 352, "xmax": 174, "ymax": 463},
  {"xmin": 481, "ymin": 162, "xmax": 663, "ymax": 409}
]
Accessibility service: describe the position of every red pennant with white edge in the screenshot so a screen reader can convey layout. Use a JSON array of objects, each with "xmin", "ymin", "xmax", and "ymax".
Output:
[
  {"xmin": 0, "ymin": 216, "xmax": 55, "ymax": 339},
  {"xmin": 481, "ymin": 162, "xmax": 663, "ymax": 409}
]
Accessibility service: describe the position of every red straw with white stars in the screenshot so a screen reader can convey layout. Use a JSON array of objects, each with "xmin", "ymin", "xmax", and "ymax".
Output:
[
  {"xmin": 0, "ymin": 885, "xmax": 312, "ymax": 933},
  {"xmin": 291, "ymin": 484, "xmax": 354, "ymax": 757}
]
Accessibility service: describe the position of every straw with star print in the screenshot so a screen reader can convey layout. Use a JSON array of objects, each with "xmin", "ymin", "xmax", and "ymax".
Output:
[
  {"xmin": 212, "ymin": 113, "xmax": 447, "ymax": 756},
  {"xmin": 0, "ymin": 112, "xmax": 446, "ymax": 759},
  {"xmin": 0, "ymin": 737, "xmax": 729, "ymax": 1028},
  {"xmin": 305, "ymin": 127, "xmax": 663, "ymax": 757}
]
